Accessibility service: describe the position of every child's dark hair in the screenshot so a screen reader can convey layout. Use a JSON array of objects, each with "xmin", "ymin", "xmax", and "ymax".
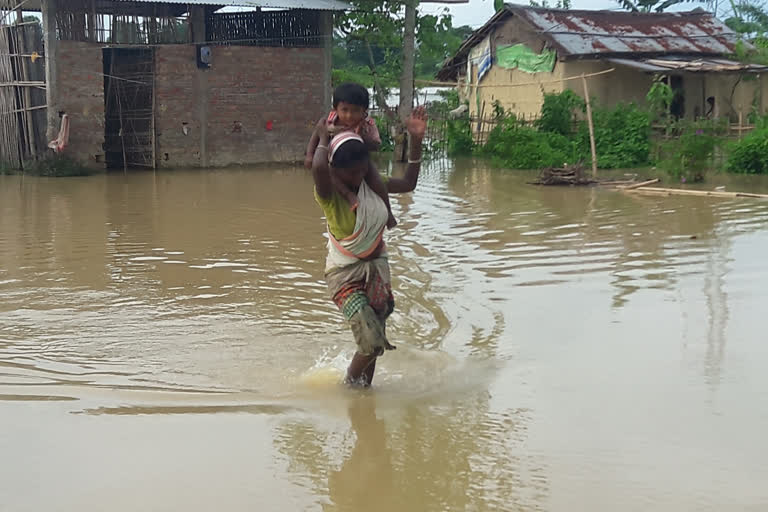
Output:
[
  {"xmin": 332, "ymin": 83, "xmax": 370, "ymax": 110},
  {"xmin": 331, "ymin": 140, "xmax": 369, "ymax": 169}
]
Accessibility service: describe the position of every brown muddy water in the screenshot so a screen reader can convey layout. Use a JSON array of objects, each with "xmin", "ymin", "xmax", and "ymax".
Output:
[{"xmin": 1, "ymin": 160, "xmax": 768, "ymax": 511}]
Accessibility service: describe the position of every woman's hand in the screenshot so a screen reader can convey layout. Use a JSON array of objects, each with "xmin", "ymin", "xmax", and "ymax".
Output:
[{"xmin": 406, "ymin": 106, "xmax": 427, "ymax": 140}]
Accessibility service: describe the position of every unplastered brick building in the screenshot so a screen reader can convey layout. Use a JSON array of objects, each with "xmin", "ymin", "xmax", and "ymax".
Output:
[{"xmin": 35, "ymin": 0, "xmax": 346, "ymax": 170}]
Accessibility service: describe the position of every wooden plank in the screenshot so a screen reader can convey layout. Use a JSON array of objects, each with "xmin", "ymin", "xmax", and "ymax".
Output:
[
  {"xmin": 0, "ymin": 103, "xmax": 46, "ymax": 115},
  {"xmin": 619, "ymin": 178, "xmax": 660, "ymax": 190},
  {"xmin": 0, "ymin": 80, "xmax": 46, "ymax": 86},
  {"xmin": 625, "ymin": 186, "xmax": 768, "ymax": 199}
]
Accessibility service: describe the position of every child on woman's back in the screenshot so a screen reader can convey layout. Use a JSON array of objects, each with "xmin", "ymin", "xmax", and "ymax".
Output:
[{"xmin": 305, "ymin": 83, "xmax": 397, "ymax": 229}]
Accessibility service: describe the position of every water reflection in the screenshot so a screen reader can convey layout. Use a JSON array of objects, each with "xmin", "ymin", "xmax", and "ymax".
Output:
[
  {"xmin": 703, "ymin": 228, "xmax": 730, "ymax": 390},
  {"xmin": 326, "ymin": 397, "xmax": 395, "ymax": 511},
  {"xmin": 274, "ymin": 392, "xmax": 547, "ymax": 512},
  {"xmin": 430, "ymin": 160, "xmax": 768, "ymax": 311}
]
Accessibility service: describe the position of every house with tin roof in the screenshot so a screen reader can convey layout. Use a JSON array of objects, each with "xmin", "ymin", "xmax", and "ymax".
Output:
[{"xmin": 438, "ymin": 4, "xmax": 767, "ymax": 122}]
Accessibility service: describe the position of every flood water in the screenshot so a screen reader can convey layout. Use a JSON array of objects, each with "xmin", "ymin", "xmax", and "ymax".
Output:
[{"xmin": 2, "ymin": 160, "xmax": 768, "ymax": 511}]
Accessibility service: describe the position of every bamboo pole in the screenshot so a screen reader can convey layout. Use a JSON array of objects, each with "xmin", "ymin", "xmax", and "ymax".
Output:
[
  {"xmin": 624, "ymin": 186, "xmax": 768, "ymax": 199},
  {"xmin": 118, "ymin": 91, "xmax": 127, "ymax": 174},
  {"xmin": 582, "ymin": 74, "xmax": 597, "ymax": 179},
  {"xmin": 419, "ymin": 68, "xmax": 616, "ymax": 89},
  {"xmin": 0, "ymin": 81, "xmax": 46, "ymax": 86},
  {"xmin": 477, "ymin": 100, "xmax": 485, "ymax": 137},
  {"xmin": 0, "ymin": 103, "xmax": 46, "ymax": 114},
  {"xmin": 15, "ymin": 15, "xmax": 37, "ymax": 159}
]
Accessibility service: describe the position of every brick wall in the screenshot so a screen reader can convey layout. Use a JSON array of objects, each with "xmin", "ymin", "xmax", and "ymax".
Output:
[
  {"xmin": 205, "ymin": 46, "xmax": 325, "ymax": 166},
  {"xmin": 155, "ymin": 45, "xmax": 201, "ymax": 167},
  {"xmin": 57, "ymin": 41, "xmax": 105, "ymax": 168},
  {"xmin": 56, "ymin": 43, "xmax": 326, "ymax": 169},
  {"xmin": 156, "ymin": 45, "xmax": 326, "ymax": 168}
]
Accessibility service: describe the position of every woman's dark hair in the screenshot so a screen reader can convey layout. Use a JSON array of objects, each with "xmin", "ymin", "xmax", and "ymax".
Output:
[
  {"xmin": 333, "ymin": 83, "xmax": 370, "ymax": 110},
  {"xmin": 331, "ymin": 139, "xmax": 369, "ymax": 169}
]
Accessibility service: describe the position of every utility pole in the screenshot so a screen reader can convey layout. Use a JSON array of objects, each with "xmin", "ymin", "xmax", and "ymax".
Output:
[
  {"xmin": 395, "ymin": 0, "xmax": 417, "ymax": 162},
  {"xmin": 41, "ymin": 0, "xmax": 59, "ymax": 143}
]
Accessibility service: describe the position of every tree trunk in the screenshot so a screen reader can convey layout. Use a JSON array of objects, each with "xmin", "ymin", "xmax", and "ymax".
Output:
[
  {"xmin": 365, "ymin": 39, "xmax": 394, "ymax": 119},
  {"xmin": 395, "ymin": 0, "xmax": 417, "ymax": 162}
]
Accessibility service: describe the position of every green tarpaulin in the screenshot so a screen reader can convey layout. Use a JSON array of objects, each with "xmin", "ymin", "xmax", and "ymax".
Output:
[{"xmin": 495, "ymin": 44, "xmax": 555, "ymax": 74}]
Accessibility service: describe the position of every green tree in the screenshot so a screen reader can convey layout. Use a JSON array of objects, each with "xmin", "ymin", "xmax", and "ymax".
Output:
[
  {"xmin": 615, "ymin": 0, "xmax": 696, "ymax": 13},
  {"xmin": 528, "ymin": 0, "xmax": 572, "ymax": 8},
  {"xmin": 334, "ymin": 1, "xmax": 471, "ymax": 108},
  {"xmin": 724, "ymin": 1, "xmax": 768, "ymax": 57},
  {"xmin": 416, "ymin": 14, "xmax": 473, "ymax": 79}
]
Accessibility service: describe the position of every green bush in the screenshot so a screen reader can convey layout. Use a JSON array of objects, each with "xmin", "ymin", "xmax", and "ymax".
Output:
[
  {"xmin": 25, "ymin": 154, "xmax": 97, "ymax": 177},
  {"xmin": 476, "ymin": 97, "xmax": 650, "ymax": 170},
  {"xmin": 536, "ymin": 90, "xmax": 583, "ymax": 136},
  {"xmin": 445, "ymin": 118, "xmax": 474, "ymax": 156},
  {"xmin": 331, "ymin": 67, "xmax": 374, "ymax": 88},
  {"xmin": 439, "ymin": 92, "xmax": 653, "ymax": 171},
  {"xmin": 661, "ymin": 120, "xmax": 725, "ymax": 181},
  {"xmin": 584, "ymin": 103, "xmax": 651, "ymax": 169},
  {"xmin": 429, "ymin": 89, "xmax": 460, "ymax": 118},
  {"xmin": 372, "ymin": 115, "xmax": 394, "ymax": 152},
  {"xmin": 726, "ymin": 127, "xmax": 768, "ymax": 174},
  {"xmin": 482, "ymin": 116, "xmax": 576, "ymax": 169}
]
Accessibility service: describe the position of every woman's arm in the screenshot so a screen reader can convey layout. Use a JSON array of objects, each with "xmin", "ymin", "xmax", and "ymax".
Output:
[
  {"xmin": 387, "ymin": 107, "xmax": 427, "ymax": 194},
  {"xmin": 304, "ymin": 128, "xmax": 320, "ymax": 169},
  {"xmin": 312, "ymin": 120, "xmax": 334, "ymax": 198}
]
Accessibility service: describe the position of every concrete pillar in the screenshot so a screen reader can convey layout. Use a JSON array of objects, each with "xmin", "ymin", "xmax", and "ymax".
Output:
[
  {"xmin": 191, "ymin": 6, "xmax": 208, "ymax": 167},
  {"xmin": 41, "ymin": 0, "xmax": 59, "ymax": 143},
  {"xmin": 320, "ymin": 11, "xmax": 333, "ymax": 109}
]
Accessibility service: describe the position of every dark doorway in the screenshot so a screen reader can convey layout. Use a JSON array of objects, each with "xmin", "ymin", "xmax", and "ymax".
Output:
[
  {"xmin": 103, "ymin": 48, "xmax": 155, "ymax": 170},
  {"xmin": 669, "ymin": 75, "xmax": 685, "ymax": 119}
]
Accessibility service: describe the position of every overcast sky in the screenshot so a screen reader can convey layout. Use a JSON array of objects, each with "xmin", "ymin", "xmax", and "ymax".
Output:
[{"xmin": 423, "ymin": 0, "xmax": 714, "ymax": 29}]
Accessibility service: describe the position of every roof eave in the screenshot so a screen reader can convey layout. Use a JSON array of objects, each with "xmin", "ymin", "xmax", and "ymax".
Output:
[{"xmin": 19, "ymin": 0, "xmax": 351, "ymax": 13}]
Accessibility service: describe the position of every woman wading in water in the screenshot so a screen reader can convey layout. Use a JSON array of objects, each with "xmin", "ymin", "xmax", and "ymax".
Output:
[{"xmin": 311, "ymin": 107, "xmax": 427, "ymax": 386}]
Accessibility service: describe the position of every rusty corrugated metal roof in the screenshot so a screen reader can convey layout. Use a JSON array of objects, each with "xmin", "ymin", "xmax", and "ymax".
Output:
[
  {"xmin": 511, "ymin": 5, "xmax": 742, "ymax": 57},
  {"xmin": 437, "ymin": 4, "xmax": 750, "ymax": 81},
  {"xmin": 19, "ymin": 0, "xmax": 350, "ymax": 12}
]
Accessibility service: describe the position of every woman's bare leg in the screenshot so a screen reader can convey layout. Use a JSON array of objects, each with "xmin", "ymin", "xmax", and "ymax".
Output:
[
  {"xmin": 364, "ymin": 357, "xmax": 377, "ymax": 385},
  {"xmin": 346, "ymin": 352, "xmax": 377, "ymax": 387}
]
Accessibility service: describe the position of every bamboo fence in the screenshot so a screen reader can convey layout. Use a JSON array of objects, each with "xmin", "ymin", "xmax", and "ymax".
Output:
[{"xmin": 0, "ymin": 2, "xmax": 46, "ymax": 169}]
